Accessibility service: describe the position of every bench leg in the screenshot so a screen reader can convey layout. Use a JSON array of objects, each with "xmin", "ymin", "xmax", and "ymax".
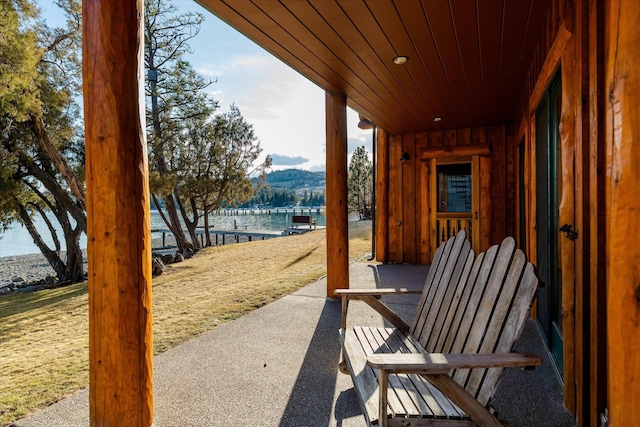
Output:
[
  {"xmin": 338, "ymin": 296, "xmax": 351, "ymax": 374},
  {"xmin": 379, "ymin": 370, "xmax": 389, "ymax": 427},
  {"xmin": 423, "ymin": 374, "xmax": 503, "ymax": 427}
]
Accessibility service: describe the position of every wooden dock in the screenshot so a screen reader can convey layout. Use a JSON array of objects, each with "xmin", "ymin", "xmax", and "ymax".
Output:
[
  {"xmin": 151, "ymin": 223, "xmax": 326, "ymax": 250},
  {"xmin": 151, "ymin": 228, "xmax": 285, "ymax": 249}
]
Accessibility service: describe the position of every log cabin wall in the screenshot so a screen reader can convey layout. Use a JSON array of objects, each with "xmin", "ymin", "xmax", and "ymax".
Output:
[
  {"xmin": 511, "ymin": 0, "xmax": 607, "ymax": 425},
  {"xmin": 377, "ymin": 125, "xmax": 510, "ymax": 265},
  {"xmin": 373, "ymin": 1, "xmax": 620, "ymax": 425}
]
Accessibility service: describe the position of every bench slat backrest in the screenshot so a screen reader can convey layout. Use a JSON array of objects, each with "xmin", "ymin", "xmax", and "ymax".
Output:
[
  {"xmin": 410, "ymin": 232, "xmax": 539, "ymax": 407},
  {"xmin": 410, "ymin": 231, "xmax": 473, "ymax": 342}
]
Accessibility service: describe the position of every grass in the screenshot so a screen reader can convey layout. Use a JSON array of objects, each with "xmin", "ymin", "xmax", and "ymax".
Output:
[{"xmin": 0, "ymin": 221, "xmax": 374, "ymax": 426}]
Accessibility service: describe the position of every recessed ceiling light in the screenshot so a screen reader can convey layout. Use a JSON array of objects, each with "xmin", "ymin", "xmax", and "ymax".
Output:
[
  {"xmin": 433, "ymin": 117, "xmax": 442, "ymax": 122},
  {"xmin": 392, "ymin": 55, "xmax": 409, "ymax": 65}
]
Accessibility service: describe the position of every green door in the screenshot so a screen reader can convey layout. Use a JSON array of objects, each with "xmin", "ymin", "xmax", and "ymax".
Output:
[{"xmin": 535, "ymin": 72, "xmax": 563, "ymax": 374}]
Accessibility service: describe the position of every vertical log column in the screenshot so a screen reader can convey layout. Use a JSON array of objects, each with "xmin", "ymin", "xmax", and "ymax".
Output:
[
  {"xmin": 375, "ymin": 128, "xmax": 389, "ymax": 263},
  {"xmin": 588, "ymin": 0, "xmax": 607, "ymax": 422},
  {"xmin": 325, "ymin": 92, "xmax": 349, "ymax": 297},
  {"xmin": 606, "ymin": 0, "xmax": 640, "ymax": 423},
  {"xmin": 83, "ymin": 1, "xmax": 154, "ymax": 426}
]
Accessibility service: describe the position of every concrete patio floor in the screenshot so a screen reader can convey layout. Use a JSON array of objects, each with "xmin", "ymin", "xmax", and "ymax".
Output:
[{"xmin": 15, "ymin": 262, "xmax": 576, "ymax": 427}]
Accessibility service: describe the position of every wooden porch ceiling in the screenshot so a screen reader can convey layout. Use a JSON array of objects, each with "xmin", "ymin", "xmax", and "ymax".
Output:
[{"xmin": 196, "ymin": 0, "xmax": 551, "ymax": 135}]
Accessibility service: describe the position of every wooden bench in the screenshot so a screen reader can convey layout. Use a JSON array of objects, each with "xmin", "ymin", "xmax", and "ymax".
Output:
[
  {"xmin": 291, "ymin": 215, "xmax": 316, "ymax": 229},
  {"xmin": 336, "ymin": 231, "xmax": 542, "ymax": 426}
]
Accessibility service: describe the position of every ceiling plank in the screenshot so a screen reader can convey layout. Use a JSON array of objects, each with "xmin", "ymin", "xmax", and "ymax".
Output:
[
  {"xmin": 477, "ymin": 0, "xmax": 505, "ymax": 125},
  {"xmin": 310, "ymin": 0, "xmax": 423, "ymax": 132},
  {"xmin": 498, "ymin": 0, "xmax": 534, "ymax": 122},
  {"xmin": 363, "ymin": 1, "xmax": 440, "ymax": 122},
  {"xmin": 449, "ymin": 0, "xmax": 484, "ymax": 125},
  {"xmin": 421, "ymin": 0, "xmax": 475, "ymax": 129},
  {"xmin": 197, "ymin": 0, "xmax": 554, "ymax": 136},
  {"xmin": 285, "ymin": 0, "xmax": 415, "ymax": 130}
]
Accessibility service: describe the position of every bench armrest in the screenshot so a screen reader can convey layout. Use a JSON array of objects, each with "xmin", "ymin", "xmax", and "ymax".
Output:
[
  {"xmin": 334, "ymin": 288, "xmax": 422, "ymax": 297},
  {"xmin": 367, "ymin": 352, "xmax": 543, "ymax": 373},
  {"xmin": 369, "ymin": 353, "xmax": 540, "ymax": 427},
  {"xmin": 337, "ymin": 288, "xmax": 420, "ymax": 332}
]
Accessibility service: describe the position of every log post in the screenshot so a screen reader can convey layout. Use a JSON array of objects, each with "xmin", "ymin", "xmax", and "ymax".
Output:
[
  {"xmin": 375, "ymin": 128, "xmax": 389, "ymax": 262},
  {"xmin": 325, "ymin": 92, "xmax": 349, "ymax": 297},
  {"xmin": 83, "ymin": 1, "xmax": 154, "ymax": 426},
  {"xmin": 606, "ymin": 0, "xmax": 640, "ymax": 423}
]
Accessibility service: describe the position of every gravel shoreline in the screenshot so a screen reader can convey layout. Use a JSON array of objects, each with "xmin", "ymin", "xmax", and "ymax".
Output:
[
  {"xmin": 0, "ymin": 233, "xmax": 272, "ymax": 294},
  {"xmin": 0, "ymin": 252, "xmax": 68, "ymax": 287},
  {"xmin": 0, "ymin": 236, "xmax": 181, "ymax": 292}
]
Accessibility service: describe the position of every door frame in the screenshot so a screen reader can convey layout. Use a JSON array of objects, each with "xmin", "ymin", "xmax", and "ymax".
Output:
[
  {"xmin": 522, "ymin": 50, "xmax": 577, "ymax": 411},
  {"xmin": 428, "ymin": 156, "xmax": 480, "ymax": 254},
  {"xmin": 534, "ymin": 71, "xmax": 564, "ymax": 374},
  {"xmin": 419, "ymin": 144, "xmax": 490, "ymax": 261}
]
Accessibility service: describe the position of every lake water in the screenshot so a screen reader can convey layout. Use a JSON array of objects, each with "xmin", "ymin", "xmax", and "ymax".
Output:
[{"xmin": 0, "ymin": 208, "xmax": 326, "ymax": 257}]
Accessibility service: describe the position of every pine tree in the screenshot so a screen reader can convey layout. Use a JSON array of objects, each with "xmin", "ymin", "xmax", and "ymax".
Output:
[
  {"xmin": 145, "ymin": 1, "xmax": 269, "ymax": 251},
  {"xmin": 179, "ymin": 104, "xmax": 268, "ymax": 247},
  {"xmin": 0, "ymin": 0, "xmax": 86, "ymax": 282},
  {"xmin": 347, "ymin": 146, "xmax": 373, "ymax": 220},
  {"xmin": 145, "ymin": 0, "xmax": 212, "ymax": 253}
]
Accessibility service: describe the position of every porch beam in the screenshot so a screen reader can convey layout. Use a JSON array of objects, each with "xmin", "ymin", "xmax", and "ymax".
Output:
[
  {"xmin": 419, "ymin": 143, "xmax": 490, "ymax": 160},
  {"xmin": 83, "ymin": 1, "xmax": 154, "ymax": 425},
  {"xmin": 325, "ymin": 92, "xmax": 349, "ymax": 297}
]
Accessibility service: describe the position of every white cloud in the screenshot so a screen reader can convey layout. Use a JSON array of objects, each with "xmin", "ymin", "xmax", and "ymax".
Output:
[{"xmin": 269, "ymin": 154, "xmax": 309, "ymax": 166}]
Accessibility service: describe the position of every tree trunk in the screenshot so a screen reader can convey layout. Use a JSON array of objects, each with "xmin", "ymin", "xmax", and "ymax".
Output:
[
  {"xmin": 28, "ymin": 201, "xmax": 62, "ymax": 253},
  {"xmin": 175, "ymin": 191, "xmax": 201, "ymax": 252},
  {"xmin": 29, "ymin": 112, "xmax": 86, "ymax": 210},
  {"xmin": 63, "ymin": 228, "xmax": 85, "ymax": 282},
  {"xmin": 50, "ymin": 202, "xmax": 85, "ymax": 282},
  {"xmin": 27, "ymin": 161, "xmax": 87, "ymax": 232},
  {"xmin": 16, "ymin": 201, "xmax": 68, "ymax": 280},
  {"xmin": 22, "ymin": 186, "xmax": 86, "ymax": 283},
  {"xmin": 152, "ymin": 193, "xmax": 194, "ymax": 254},
  {"xmin": 203, "ymin": 206, "xmax": 212, "ymax": 247},
  {"xmin": 147, "ymin": 52, "xmax": 195, "ymax": 254}
]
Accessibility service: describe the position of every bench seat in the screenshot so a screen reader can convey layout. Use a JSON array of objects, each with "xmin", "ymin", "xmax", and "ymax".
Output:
[{"xmin": 342, "ymin": 326, "xmax": 470, "ymax": 424}]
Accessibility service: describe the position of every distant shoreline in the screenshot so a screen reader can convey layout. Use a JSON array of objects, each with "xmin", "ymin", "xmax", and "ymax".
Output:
[
  {"xmin": 0, "ymin": 208, "xmax": 328, "ymax": 258},
  {"xmin": 0, "ymin": 214, "xmax": 343, "ymax": 292},
  {"xmin": 0, "ymin": 236, "xmax": 175, "ymax": 288}
]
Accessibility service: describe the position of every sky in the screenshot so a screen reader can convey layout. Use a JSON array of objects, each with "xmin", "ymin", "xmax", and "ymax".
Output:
[{"xmin": 40, "ymin": 0, "xmax": 374, "ymax": 172}]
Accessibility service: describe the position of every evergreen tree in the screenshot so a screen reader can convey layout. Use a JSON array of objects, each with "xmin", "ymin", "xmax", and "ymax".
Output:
[
  {"xmin": 145, "ymin": 0, "xmax": 212, "ymax": 253},
  {"xmin": 179, "ymin": 104, "xmax": 269, "ymax": 246},
  {"xmin": 145, "ymin": 1, "xmax": 269, "ymax": 251},
  {"xmin": 347, "ymin": 146, "xmax": 373, "ymax": 220},
  {"xmin": 0, "ymin": 0, "xmax": 86, "ymax": 282}
]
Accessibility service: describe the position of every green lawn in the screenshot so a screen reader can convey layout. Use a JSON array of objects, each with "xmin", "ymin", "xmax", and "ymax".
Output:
[{"xmin": 0, "ymin": 222, "xmax": 372, "ymax": 425}]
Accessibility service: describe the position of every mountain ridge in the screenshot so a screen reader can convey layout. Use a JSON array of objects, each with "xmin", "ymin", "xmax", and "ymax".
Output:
[{"xmin": 257, "ymin": 168, "xmax": 326, "ymax": 191}]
